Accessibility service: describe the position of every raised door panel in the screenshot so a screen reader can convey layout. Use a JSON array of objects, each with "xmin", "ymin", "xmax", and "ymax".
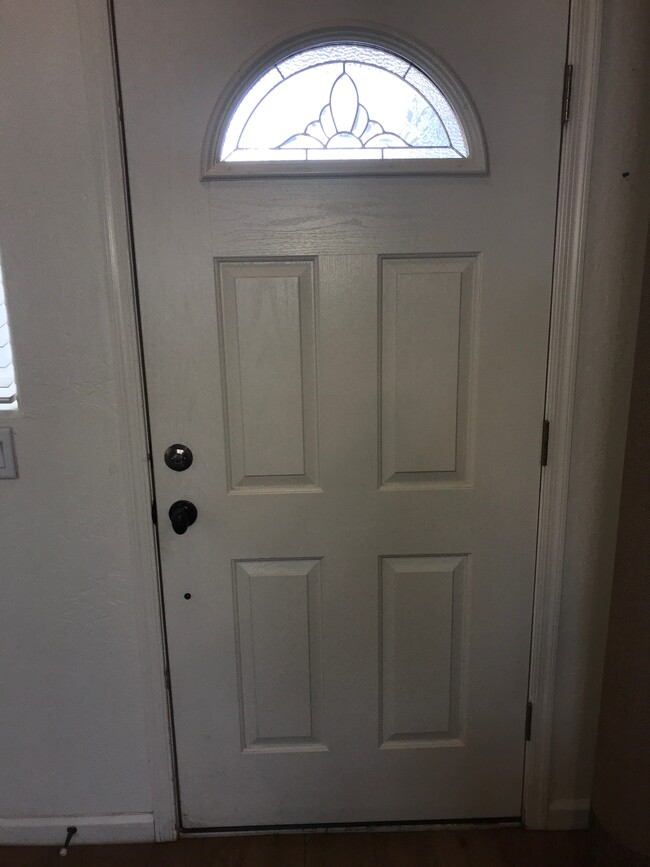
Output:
[
  {"xmin": 234, "ymin": 559, "xmax": 325, "ymax": 752},
  {"xmin": 217, "ymin": 260, "xmax": 319, "ymax": 491},
  {"xmin": 380, "ymin": 257, "xmax": 476, "ymax": 488},
  {"xmin": 380, "ymin": 555, "xmax": 467, "ymax": 747}
]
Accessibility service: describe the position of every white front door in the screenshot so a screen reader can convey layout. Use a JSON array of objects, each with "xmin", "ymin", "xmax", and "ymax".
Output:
[{"xmin": 114, "ymin": 0, "xmax": 569, "ymax": 829}]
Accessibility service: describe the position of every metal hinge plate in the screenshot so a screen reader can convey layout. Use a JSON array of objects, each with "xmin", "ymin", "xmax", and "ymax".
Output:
[
  {"xmin": 525, "ymin": 701, "xmax": 533, "ymax": 741},
  {"xmin": 541, "ymin": 419, "xmax": 550, "ymax": 467},
  {"xmin": 562, "ymin": 64, "xmax": 573, "ymax": 124}
]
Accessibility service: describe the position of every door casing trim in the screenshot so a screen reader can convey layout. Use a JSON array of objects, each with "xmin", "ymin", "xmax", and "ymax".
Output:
[
  {"xmin": 77, "ymin": 0, "xmax": 603, "ymax": 836},
  {"xmin": 76, "ymin": 0, "xmax": 178, "ymax": 842},
  {"xmin": 523, "ymin": 0, "xmax": 603, "ymax": 829}
]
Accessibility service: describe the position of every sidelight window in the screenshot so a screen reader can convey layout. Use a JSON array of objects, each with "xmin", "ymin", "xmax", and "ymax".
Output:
[{"xmin": 0, "ymin": 260, "xmax": 17, "ymax": 410}]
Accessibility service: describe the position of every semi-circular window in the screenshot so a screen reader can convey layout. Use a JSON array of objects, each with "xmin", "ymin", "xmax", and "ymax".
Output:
[{"xmin": 203, "ymin": 34, "xmax": 487, "ymax": 177}]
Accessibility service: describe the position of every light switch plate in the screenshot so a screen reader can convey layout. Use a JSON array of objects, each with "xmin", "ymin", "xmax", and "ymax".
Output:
[{"xmin": 0, "ymin": 428, "xmax": 18, "ymax": 478}]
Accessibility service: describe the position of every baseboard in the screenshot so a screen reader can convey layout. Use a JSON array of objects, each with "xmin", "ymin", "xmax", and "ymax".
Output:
[
  {"xmin": 0, "ymin": 813, "xmax": 155, "ymax": 846},
  {"xmin": 546, "ymin": 799, "xmax": 591, "ymax": 830}
]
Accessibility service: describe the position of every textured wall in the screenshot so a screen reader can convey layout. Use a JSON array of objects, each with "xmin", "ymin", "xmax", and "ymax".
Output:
[
  {"xmin": 548, "ymin": 0, "xmax": 650, "ymax": 825},
  {"xmin": 0, "ymin": 0, "xmax": 151, "ymax": 819},
  {"xmin": 590, "ymin": 228, "xmax": 650, "ymax": 863}
]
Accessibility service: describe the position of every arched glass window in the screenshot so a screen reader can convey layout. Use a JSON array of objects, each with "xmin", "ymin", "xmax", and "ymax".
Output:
[{"xmin": 203, "ymin": 37, "xmax": 487, "ymax": 177}]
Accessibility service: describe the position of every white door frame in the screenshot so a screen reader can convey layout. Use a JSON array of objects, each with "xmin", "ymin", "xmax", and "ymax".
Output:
[
  {"xmin": 523, "ymin": 0, "xmax": 603, "ymax": 829},
  {"xmin": 76, "ymin": 0, "xmax": 603, "ymax": 838}
]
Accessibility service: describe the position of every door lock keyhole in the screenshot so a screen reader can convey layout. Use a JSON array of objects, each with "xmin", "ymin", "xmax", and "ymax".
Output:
[{"xmin": 164, "ymin": 443, "xmax": 193, "ymax": 471}]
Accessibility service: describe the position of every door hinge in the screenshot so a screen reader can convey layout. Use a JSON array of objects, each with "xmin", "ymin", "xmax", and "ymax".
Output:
[
  {"xmin": 562, "ymin": 64, "xmax": 573, "ymax": 124},
  {"xmin": 525, "ymin": 701, "xmax": 533, "ymax": 741},
  {"xmin": 151, "ymin": 498, "xmax": 158, "ymax": 526},
  {"xmin": 541, "ymin": 419, "xmax": 550, "ymax": 467},
  {"xmin": 164, "ymin": 668, "xmax": 172, "ymax": 692}
]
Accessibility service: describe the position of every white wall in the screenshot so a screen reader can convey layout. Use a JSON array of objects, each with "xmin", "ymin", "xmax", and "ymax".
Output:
[
  {"xmin": 0, "ymin": 0, "xmax": 154, "ymax": 843},
  {"xmin": 548, "ymin": 0, "xmax": 650, "ymax": 829},
  {"xmin": 0, "ymin": 0, "xmax": 648, "ymax": 844}
]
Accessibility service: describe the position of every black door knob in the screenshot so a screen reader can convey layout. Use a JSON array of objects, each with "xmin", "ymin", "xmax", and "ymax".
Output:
[{"xmin": 168, "ymin": 500, "xmax": 198, "ymax": 535}]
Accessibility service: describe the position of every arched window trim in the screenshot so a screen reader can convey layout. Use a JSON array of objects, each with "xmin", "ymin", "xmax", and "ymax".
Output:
[{"xmin": 201, "ymin": 28, "xmax": 488, "ymax": 179}]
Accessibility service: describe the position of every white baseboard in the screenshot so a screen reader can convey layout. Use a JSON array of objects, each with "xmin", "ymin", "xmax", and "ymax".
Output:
[
  {"xmin": 0, "ymin": 813, "xmax": 155, "ymax": 846},
  {"xmin": 546, "ymin": 799, "xmax": 591, "ymax": 830}
]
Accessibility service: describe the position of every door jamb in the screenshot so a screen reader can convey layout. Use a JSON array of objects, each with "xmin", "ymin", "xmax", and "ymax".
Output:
[
  {"xmin": 523, "ymin": 0, "xmax": 602, "ymax": 829},
  {"xmin": 77, "ymin": 0, "xmax": 603, "ymax": 836}
]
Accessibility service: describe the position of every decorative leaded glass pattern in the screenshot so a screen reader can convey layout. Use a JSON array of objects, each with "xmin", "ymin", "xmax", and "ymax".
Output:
[{"xmin": 220, "ymin": 44, "xmax": 469, "ymax": 163}]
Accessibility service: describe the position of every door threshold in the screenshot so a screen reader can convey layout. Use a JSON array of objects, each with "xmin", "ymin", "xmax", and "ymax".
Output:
[{"xmin": 180, "ymin": 817, "xmax": 522, "ymax": 837}]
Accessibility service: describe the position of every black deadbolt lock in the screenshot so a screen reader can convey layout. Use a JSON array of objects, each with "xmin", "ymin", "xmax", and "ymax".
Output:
[{"xmin": 164, "ymin": 443, "xmax": 193, "ymax": 471}]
